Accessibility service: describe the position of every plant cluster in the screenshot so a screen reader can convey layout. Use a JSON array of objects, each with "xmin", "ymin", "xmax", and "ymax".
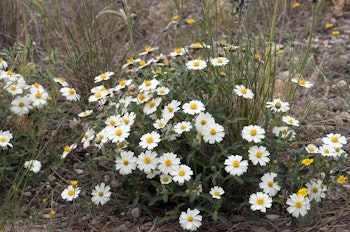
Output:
[{"xmin": 0, "ymin": 0, "xmax": 348, "ymax": 231}]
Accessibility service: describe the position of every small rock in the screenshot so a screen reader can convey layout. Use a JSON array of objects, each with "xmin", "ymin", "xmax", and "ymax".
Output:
[
  {"xmin": 266, "ymin": 214, "xmax": 280, "ymax": 220},
  {"xmin": 74, "ymin": 168, "xmax": 84, "ymax": 175},
  {"xmin": 24, "ymin": 192, "xmax": 32, "ymax": 197},
  {"xmin": 131, "ymin": 207, "xmax": 141, "ymax": 218}
]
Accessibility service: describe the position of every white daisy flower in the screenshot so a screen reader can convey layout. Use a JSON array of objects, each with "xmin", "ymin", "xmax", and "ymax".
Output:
[
  {"xmin": 194, "ymin": 112, "xmax": 215, "ymax": 132},
  {"xmin": 0, "ymin": 57, "xmax": 8, "ymax": 70},
  {"xmin": 162, "ymin": 100, "xmax": 181, "ymax": 119},
  {"xmin": 158, "ymin": 152, "xmax": 181, "ymax": 175},
  {"xmin": 91, "ymin": 182, "xmax": 112, "ymax": 205},
  {"xmin": 169, "ymin": 47, "xmax": 187, "ymax": 57},
  {"xmin": 210, "ymin": 57, "xmax": 229, "ymax": 66},
  {"xmin": 137, "ymin": 150, "xmax": 159, "ymax": 173},
  {"xmin": 78, "ymin": 110, "xmax": 93, "ymax": 118},
  {"xmin": 139, "ymin": 46, "xmax": 159, "ymax": 56},
  {"xmin": 108, "ymin": 125, "xmax": 130, "ymax": 143},
  {"xmin": 202, "ymin": 123, "xmax": 225, "ymax": 144},
  {"xmin": 139, "ymin": 131, "xmax": 161, "ymax": 150},
  {"xmin": 10, "ymin": 95, "xmax": 33, "ymax": 116},
  {"xmin": 160, "ymin": 174, "xmax": 172, "ymax": 184},
  {"xmin": 182, "ymin": 100, "xmax": 205, "ymax": 115},
  {"xmin": 173, "ymin": 121, "xmax": 192, "ymax": 134},
  {"xmin": 81, "ymin": 128, "xmax": 95, "ymax": 148},
  {"xmin": 0, "ymin": 130, "xmax": 13, "ymax": 148},
  {"xmin": 143, "ymin": 98, "xmax": 162, "ymax": 115},
  {"xmin": 115, "ymin": 150, "xmax": 137, "ymax": 175},
  {"xmin": 305, "ymin": 144, "xmax": 319, "ymax": 154},
  {"xmin": 138, "ymin": 79, "xmax": 159, "ymax": 93},
  {"xmin": 61, "ymin": 143, "xmax": 77, "ymax": 159},
  {"xmin": 282, "ymin": 115, "xmax": 300, "ymax": 127},
  {"xmin": 248, "ymin": 145, "xmax": 270, "ymax": 166},
  {"xmin": 60, "ymin": 87, "xmax": 80, "ymax": 101},
  {"xmin": 94, "ymin": 71, "xmax": 114, "ymax": 83},
  {"xmin": 272, "ymin": 126, "xmax": 295, "ymax": 140},
  {"xmin": 186, "ymin": 59, "xmax": 207, "ymax": 70},
  {"xmin": 224, "ymin": 155, "xmax": 248, "ymax": 176},
  {"xmin": 286, "ymin": 194, "xmax": 311, "ymax": 218},
  {"xmin": 209, "ymin": 186, "xmax": 225, "ymax": 199},
  {"xmin": 53, "ymin": 77, "xmax": 69, "ymax": 87},
  {"xmin": 121, "ymin": 112, "xmax": 136, "ymax": 127},
  {"xmin": 266, "ymin": 98, "xmax": 290, "ymax": 113},
  {"xmin": 179, "ymin": 208, "xmax": 202, "ymax": 231},
  {"xmin": 234, "ymin": 85, "xmax": 254, "ymax": 99},
  {"xmin": 292, "ymin": 77, "xmax": 313, "ymax": 88},
  {"xmin": 61, "ymin": 185, "xmax": 81, "ymax": 201},
  {"xmin": 187, "ymin": 42, "xmax": 211, "ymax": 49},
  {"xmin": 153, "ymin": 118, "xmax": 169, "ymax": 129},
  {"xmin": 305, "ymin": 179, "xmax": 327, "ymax": 203},
  {"xmin": 318, "ymin": 144, "xmax": 336, "ymax": 157},
  {"xmin": 241, "ymin": 125, "xmax": 265, "ymax": 143},
  {"xmin": 24, "ymin": 160, "xmax": 42, "ymax": 173},
  {"xmin": 115, "ymin": 79, "xmax": 132, "ymax": 91},
  {"xmin": 156, "ymin": 86, "xmax": 169, "ymax": 96},
  {"xmin": 171, "ymin": 164, "xmax": 193, "ymax": 185},
  {"xmin": 259, "ymin": 172, "xmax": 281, "ymax": 197},
  {"xmin": 322, "ymin": 133, "xmax": 347, "ymax": 148},
  {"xmin": 249, "ymin": 192, "xmax": 272, "ymax": 213}
]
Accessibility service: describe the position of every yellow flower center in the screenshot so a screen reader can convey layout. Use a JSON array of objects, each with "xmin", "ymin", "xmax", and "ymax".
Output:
[
  {"xmin": 174, "ymin": 48, "xmax": 182, "ymax": 54},
  {"xmin": 119, "ymin": 79, "xmax": 126, "ymax": 86},
  {"xmin": 0, "ymin": 137, "xmax": 6, "ymax": 143},
  {"xmin": 139, "ymin": 60, "xmax": 146, "ymax": 66},
  {"xmin": 19, "ymin": 102, "xmax": 25, "ymax": 107},
  {"xmin": 172, "ymin": 15, "xmax": 179, "ymax": 21},
  {"xmin": 256, "ymin": 197, "xmax": 265, "ymax": 205},
  {"xmin": 281, "ymin": 129, "xmax": 287, "ymax": 135},
  {"xmin": 123, "ymin": 160, "xmax": 129, "ymax": 165},
  {"xmin": 148, "ymin": 101, "xmax": 155, "ymax": 107},
  {"xmin": 187, "ymin": 215, "xmax": 193, "ymax": 222},
  {"xmin": 256, "ymin": 151, "xmax": 263, "ymax": 158},
  {"xmin": 34, "ymin": 83, "xmax": 40, "ymax": 88},
  {"xmin": 98, "ymin": 191, "xmax": 104, "ymax": 197},
  {"xmin": 192, "ymin": 42, "xmax": 202, "ymax": 48},
  {"xmin": 189, "ymin": 102, "xmax": 198, "ymax": 110},
  {"xmin": 312, "ymin": 187, "xmax": 318, "ymax": 193},
  {"xmin": 145, "ymin": 46, "xmax": 152, "ymax": 52},
  {"xmin": 144, "ymin": 80, "xmax": 151, "ymax": 86},
  {"xmin": 250, "ymin": 129, "xmax": 257, "ymax": 136},
  {"xmin": 193, "ymin": 61, "xmax": 200, "ymax": 67},
  {"xmin": 162, "ymin": 176, "xmax": 169, "ymax": 182},
  {"xmin": 287, "ymin": 119, "xmax": 293, "ymax": 124},
  {"xmin": 180, "ymin": 125, "xmax": 187, "ymax": 130},
  {"xmin": 138, "ymin": 94, "xmax": 145, "ymax": 101},
  {"xmin": 178, "ymin": 169, "xmax": 185, "ymax": 176},
  {"xmin": 58, "ymin": 77, "xmax": 65, "ymax": 83},
  {"xmin": 165, "ymin": 159, "xmax": 172, "ymax": 166},
  {"xmin": 217, "ymin": 58, "xmax": 223, "ymax": 64},
  {"xmin": 117, "ymin": 141, "xmax": 125, "ymax": 147},
  {"xmin": 159, "ymin": 89, "xmax": 166, "ymax": 95},
  {"xmin": 275, "ymin": 102, "xmax": 281, "ymax": 108},
  {"xmin": 157, "ymin": 122, "xmax": 164, "ymax": 127},
  {"xmin": 145, "ymin": 136, "xmax": 153, "ymax": 144},
  {"xmin": 109, "ymin": 119, "xmax": 116, "ymax": 126},
  {"xmin": 240, "ymin": 87, "xmax": 247, "ymax": 94},
  {"xmin": 35, "ymin": 92, "xmax": 42, "ymax": 99},
  {"xmin": 210, "ymin": 128, "xmax": 216, "ymax": 135},
  {"xmin": 64, "ymin": 145, "xmax": 71, "ymax": 152},
  {"xmin": 10, "ymin": 85, "xmax": 17, "ymax": 91},
  {"xmin": 144, "ymin": 156, "xmax": 151, "ymax": 164},
  {"xmin": 67, "ymin": 189, "xmax": 75, "ymax": 196},
  {"xmin": 115, "ymin": 129, "xmax": 123, "ymax": 136},
  {"xmin": 68, "ymin": 88, "xmax": 76, "ymax": 95},
  {"xmin": 7, "ymin": 70, "xmax": 13, "ymax": 76},
  {"xmin": 295, "ymin": 201, "xmax": 302, "ymax": 208},
  {"xmin": 123, "ymin": 118, "xmax": 129, "ymax": 124},
  {"xmin": 167, "ymin": 106, "xmax": 174, "ymax": 112},
  {"xmin": 232, "ymin": 160, "xmax": 240, "ymax": 167},
  {"xmin": 299, "ymin": 79, "xmax": 306, "ymax": 85},
  {"xmin": 268, "ymin": 181, "xmax": 274, "ymax": 187},
  {"xmin": 200, "ymin": 119, "xmax": 206, "ymax": 125},
  {"xmin": 127, "ymin": 58, "xmax": 133, "ymax": 64},
  {"xmin": 214, "ymin": 191, "xmax": 221, "ymax": 196},
  {"xmin": 308, "ymin": 147, "xmax": 315, "ymax": 152},
  {"xmin": 83, "ymin": 134, "xmax": 89, "ymax": 139},
  {"xmin": 95, "ymin": 92, "xmax": 102, "ymax": 98},
  {"xmin": 100, "ymin": 73, "xmax": 107, "ymax": 79},
  {"xmin": 331, "ymin": 136, "xmax": 339, "ymax": 143}
]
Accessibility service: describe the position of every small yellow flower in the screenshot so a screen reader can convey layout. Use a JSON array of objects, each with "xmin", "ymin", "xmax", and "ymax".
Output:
[
  {"xmin": 50, "ymin": 210, "xmax": 56, "ymax": 217},
  {"xmin": 254, "ymin": 54, "xmax": 261, "ymax": 61},
  {"xmin": 277, "ymin": 49, "xmax": 283, "ymax": 55},
  {"xmin": 292, "ymin": 2, "xmax": 300, "ymax": 8},
  {"xmin": 70, "ymin": 180, "xmax": 78, "ymax": 187},
  {"xmin": 186, "ymin": 18, "xmax": 195, "ymax": 24},
  {"xmin": 172, "ymin": 15, "xmax": 179, "ymax": 21},
  {"xmin": 302, "ymin": 158, "xmax": 314, "ymax": 166},
  {"xmin": 325, "ymin": 23, "xmax": 334, "ymax": 29},
  {"xmin": 297, "ymin": 187, "xmax": 308, "ymax": 197},
  {"xmin": 332, "ymin": 30, "xmax": 340, "ymax": 36},
  {"xmin": 337, "ymin": 175, "xmax": 347, "ymax": 184}
]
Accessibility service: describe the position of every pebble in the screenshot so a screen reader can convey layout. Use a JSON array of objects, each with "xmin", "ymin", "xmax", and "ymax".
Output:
[
  {"xmin": 24, "ymin": 192, "xmax": 32, "ymax": 197},
  {"xmin": 131, "ymin": 207, "xmax": 141, "ymax": 218}
]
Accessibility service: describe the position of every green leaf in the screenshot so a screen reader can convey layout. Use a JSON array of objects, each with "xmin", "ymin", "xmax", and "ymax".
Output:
[
  {"xmin": 212, "ymin": 211, "xmax": 218, "ymax": 221},
  {"xmin": 233, "ymin": 175, "xmax": 244, "ymax": 184},
  {"xmin": 217, "ymin": 214, "xmax": 232, "ymax": 228}
]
